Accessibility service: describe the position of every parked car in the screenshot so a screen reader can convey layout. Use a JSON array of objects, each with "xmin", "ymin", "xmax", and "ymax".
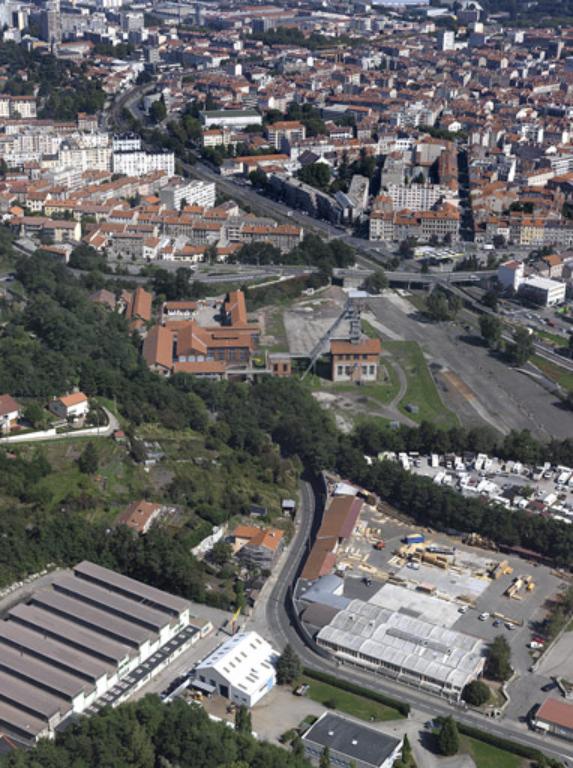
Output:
[{"xmin": 479, "ymin": 612, "xmax": 490, "ymax": 621}]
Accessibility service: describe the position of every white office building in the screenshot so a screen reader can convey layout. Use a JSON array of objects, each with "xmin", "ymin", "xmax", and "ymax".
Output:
[
  {"xmin": 194, "ymin": 631, "xmax": 277, "ymax": 707},
  {"xmin": 518, "ymin": 276, "xmax": 566, "ymax": 307}
]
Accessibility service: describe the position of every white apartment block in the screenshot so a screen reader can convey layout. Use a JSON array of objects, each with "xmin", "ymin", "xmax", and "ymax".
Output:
[
  {"xmin": 59, "ymin": 144, "xmax": 112, "ymax": 172},
  {"xmin": 112, "ymin": 134, "xmax": 142, "ymax": 152},
  {"xmin": 112, "ymin": 150, "xmax": 175, "ymax": 178},
  {"xmin": 159, "ymin": 179, "xmax": 216, "ymax": 210},
  {"xmin": 386, "ymin": 183, "xmax": 446, "ymax": 211},
  {"xmin": 0, "ymin": 95, "xmax": 37, "ymax": 119}
]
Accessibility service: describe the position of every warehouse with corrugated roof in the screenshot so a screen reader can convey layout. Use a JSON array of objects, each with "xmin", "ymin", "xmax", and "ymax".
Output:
[
  {"xmin": 0, "ymin": 561, "xmax": 211, "ymax": 744},
  {"xmin": 317, "ymin": 599, "xmax": 487, "ymax": 701}
]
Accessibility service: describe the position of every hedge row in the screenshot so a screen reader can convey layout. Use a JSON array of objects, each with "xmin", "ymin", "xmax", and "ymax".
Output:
[
  {"xmin": 457, "ymin": 722, "xmax": 545, "ymax": 762},
  {"xmin": 302, "ymin": 667, "xmax": 411, "ymax": 717}
]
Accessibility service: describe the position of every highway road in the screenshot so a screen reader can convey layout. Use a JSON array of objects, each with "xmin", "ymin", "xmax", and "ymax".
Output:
[{"xmin": 253, "ymin": 481, "xmax": 572, "ymax": 765}]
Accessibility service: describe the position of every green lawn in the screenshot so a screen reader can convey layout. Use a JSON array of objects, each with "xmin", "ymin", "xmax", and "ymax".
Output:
[
  {"xmin": 460, "ymin": 736, "xmax": 524, "ymax": 768},
  {"xmin": 305, "ymin": 362, "xmax": 401, "ymax": 408},
  {"xmin": 535, "ymin": 329, "xmax": 569, "ymax": 347},
  {"xmin": 384, "ymin": 340, "xmax": 459, "ymax": 428},
  {"xmin": 300, "ymin": 677, "xmax": 403, "ymax": 722},
  {"xmin": 531, "ymin": 355, "xmax": 573, "ymax": 393}
]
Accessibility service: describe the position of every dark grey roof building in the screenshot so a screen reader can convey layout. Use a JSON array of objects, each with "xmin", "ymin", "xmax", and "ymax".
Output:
[{"xmin": 302, "ymin": 712, "xmax": 403, "ymax": 768}]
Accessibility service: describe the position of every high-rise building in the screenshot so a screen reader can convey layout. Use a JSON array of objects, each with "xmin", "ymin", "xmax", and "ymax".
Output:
[{"xmin": 40, "ymin": 0, "xmax": 61, "ymax": 46}]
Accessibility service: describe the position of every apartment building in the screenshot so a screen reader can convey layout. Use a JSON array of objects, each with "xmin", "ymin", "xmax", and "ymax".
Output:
[
  {"xmin": 266, "ymin": 120, "xmax": 306, "ymax": 150},
  {"xmin": 112, "ymin": 149, "xmax": 175, "ymax": 178},
  {"xmin": 159, "ymin": 179, "xmax": 216, "ymax": 210}
]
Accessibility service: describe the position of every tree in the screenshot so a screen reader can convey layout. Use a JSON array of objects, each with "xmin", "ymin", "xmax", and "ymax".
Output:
[
  {"xmin": 298, "ymin": 162, "xmax": 331, "ymax": 192},
  {"xmin": 486, "ymin": 636, "xmax": 512, "ymax": 681},
  {"xmin": 394, "ymin": 734, "xmax": 416, "ymax": 768},
  {"xmin": 426, "ymin": 290, "xmax": 451, "ymax": 322},
  {"xmin": 482, "ymin": 289, "xmax": 499, "ymax": 311},
  {"xmin": 23, "ymin": 403, "xmax": 49, "ymax": 429},
  {"xmin": 319, "ymin": 746, "xmax": 331, "ymax": 768},
  {"xmin": 462, "ymin": 680, "xmax": 490, "ymax": 706},
  {"xmin": 211, "ymin": 541, "xmax": 232, "ymax": 566},
  {"xmin": 234, "ymin": 578, "xmax": 246, "ymax": 611},
  {"xmin": 507, "ymin": 326, "xmax": 534, "ymax": 366},
  {"xmin": 77, "ymin": 442, "xmax": 99, "ymax": 475},
  {"xmin": 479, "ymin": 315, "xmax": 502, "ymax": 349},
  {"xmin": 149, "ymin": 97, "xmax": 167, "ymax": 124},
  {"xmin": 234, "ymin": 704, "xmax": 252, "ymax": 735},
  {"xmin": 276, "ymin": 644, "xmax": 302, "ymax": 685},
  {"xmin": 398, "ymin": 238, "xmax": 416, "ymax": 260},
  {"xmin": 291, "ymin": 735, "xmax": 305, "ymax": 758},
  {"xmin": 361, "ymin": 269, "xmax": 388, "ymax": 294},
  {"xmin": 437, "ymin": 717, "xmax": 459, "ymax": 756},
  {"xmin": 248, "ymin": 168, "xmax": 268, "ymax": 189}
]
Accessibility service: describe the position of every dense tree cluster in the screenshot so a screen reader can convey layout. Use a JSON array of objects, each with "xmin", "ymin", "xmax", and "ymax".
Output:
[
  {"xmin": 425, "ymin": 288, "xmax": 462, "ymax": 322},
  {"xmin": 0, "ymin": 507, "xmax": 210, "ymax": 603},
  {"xmin": 350, "ymin": 419, "xmax": 573, "ymax": 471},
  {"xmin": 0, "ymin": 43, "xmax": 105, "ymax": 120},
  {"xmin": 231, "ymin": 235, "xmax": 355, "ymax": 274},
  {"xmin": 0, "ymin": 695, "xmax": 310, "ymax": 768}
]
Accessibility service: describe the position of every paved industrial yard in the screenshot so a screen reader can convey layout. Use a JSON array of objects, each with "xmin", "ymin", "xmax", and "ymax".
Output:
[{"xmin": 368, "ymin": 292, "xmax": 573, "ymax": 439}]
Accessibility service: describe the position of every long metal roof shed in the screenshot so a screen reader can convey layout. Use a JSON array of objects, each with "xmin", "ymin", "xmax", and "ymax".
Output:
[
  {"xmin": 0, "ymin": 620, "xmax": 111, "ymax": 684},
  {"xmin": 31, "ymin": 590, "xmax": 156, "ymax": 648},
  {"xmin": 73, "ymin": 561, "xmax": 189, "ymax": 617},
  {"xmin": 8, "ymin": 604, "xmax": 132, "ymax": 665}
]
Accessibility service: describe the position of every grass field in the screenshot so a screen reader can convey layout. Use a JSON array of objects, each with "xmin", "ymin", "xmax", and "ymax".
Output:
[
  {"xmin": 460, "ymin": 736, "xmax": 524, "ymax": 768},
  {"xmin": 305, "ymin": 362, "xmax": 401, "ymax": 408},
  {"xmin": 27, "ymin": 439, "xmax": 149, "ymax": 524},
  {"xmin": 300, "ymin": 677, "xmax": 403, "ymax": 722},
  {"xmin": 532, "ymin": 355, "xmax": 573, "ymax": 393},
  {"xmin": 384, "ymin": 340, "xmax": 459, "ymax": 428},
  {"xmin": 535, "ymin": 329, "xmax": 569, "ymax": 348},
  {"xmin": 264, "ymin": 307, "xmax": 289, "ymax": 353}
]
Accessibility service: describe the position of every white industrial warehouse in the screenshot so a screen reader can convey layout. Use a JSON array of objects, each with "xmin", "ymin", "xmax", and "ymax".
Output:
[
  {"xmin": 317, "ymin": 599, "xmax": 487, "ymax": 700},
  {"xmin": 194, "ymin": 631, "xmax": 277, "ymax": 707},
  {"xmin": 0, "ymin": 561, "xmax": 212, "ymax": 743}
]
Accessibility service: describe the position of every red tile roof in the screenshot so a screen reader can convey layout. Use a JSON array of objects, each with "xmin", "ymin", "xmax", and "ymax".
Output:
[
  {"xmin": 536, "ymin": 697, "xmax": 573, "ymax": 730},
  {"xmin": 0, "ymin": 394, "xmax": 20, "ymax": 417}
]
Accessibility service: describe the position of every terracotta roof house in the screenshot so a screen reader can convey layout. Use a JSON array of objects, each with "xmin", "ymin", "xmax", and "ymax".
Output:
[
  {"xmin": 117, "ymin": 500, "xmax": 165, "ymax": 535},
  {"xmin": 0, "ymin": 394, "xmax": 21, "ymax": 434},
  {"xmin": 233, "ymin": 524, "xmax": 284, "ymax": 570},
  {"xmin": 330, "ymin": 338, "xmax": 381, "ymax": 383},
  {"xmin": 89, "ymin": 289, "xmax": 116, "ymax": 310},
  {"xmin": 49, "ymin": 392, "xmax": 89, "ymax": 421}
]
